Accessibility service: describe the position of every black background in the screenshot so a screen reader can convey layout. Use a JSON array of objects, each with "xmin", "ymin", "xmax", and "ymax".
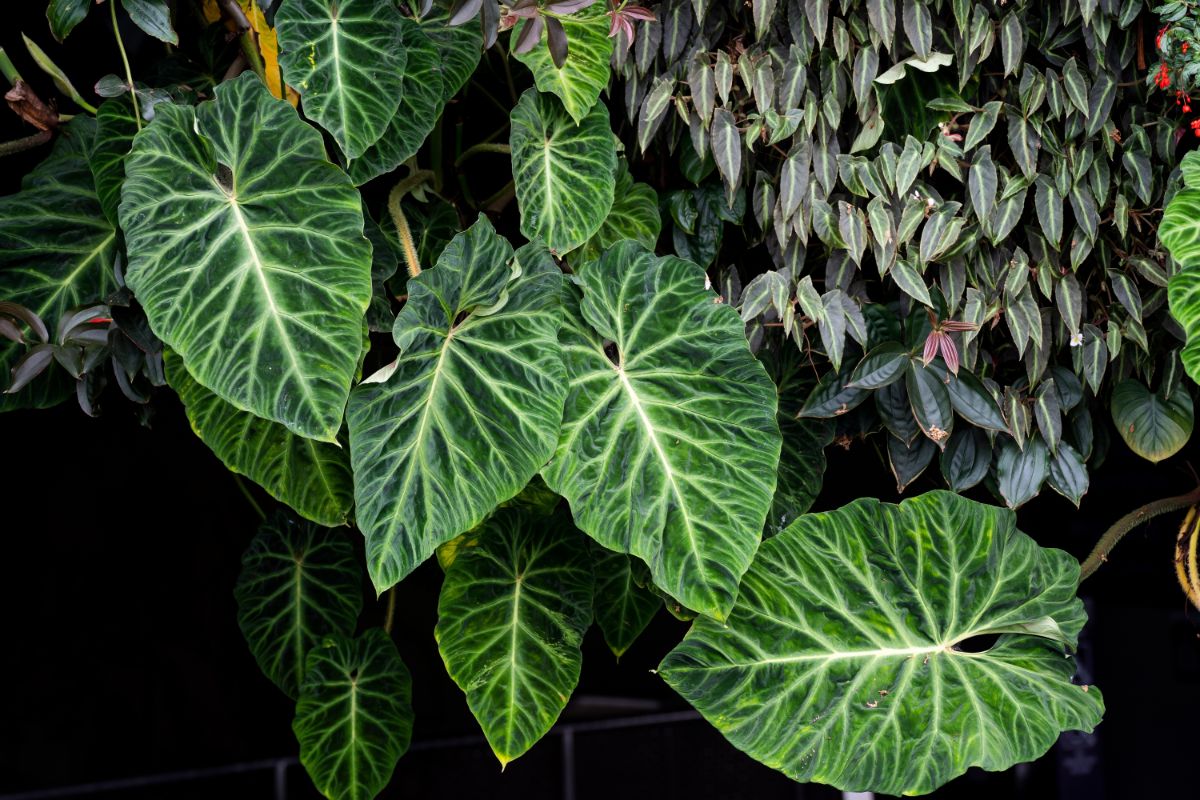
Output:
[{"xmin": 2, "ymin": 6, "xmax": 1198, "ymax": 799}]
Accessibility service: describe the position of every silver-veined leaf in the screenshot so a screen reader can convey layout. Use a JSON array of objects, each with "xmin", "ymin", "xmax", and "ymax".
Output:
[
  {"xmin": 435, "ymin": 507, "xmax": 593, "ymax": 765},
  {"xmin": 276, "ymin": 0, "xmax": 408, "ymax": 160},
  {"xmin": 571, "ymin": 161, "xmax": 661, "ymax": 265},
  {"xmin": 592, "ymin": 543, "xmax": 660, "ymax": 658},
  {"xmin": 347, "ymin": 220, "xmax": 567, "ymax": 593},
  {"xmin": 234, "ymin": 512, "xmax": 362, "ymax": 698},
  {"xmin": 541, "ymin": 240, "xmax": 781, "ymax": 620},
  {"xmin": 1110, "ymin": 379, "xmax": 1194, "ymax": 463},
  {"xmin": 293, "ymin": 630, "xmax": 413, "ymax": 800},
  {"xmin": 119, "ymin": 73, "xmax": 372, "ymax": 442},
  {"xmin": 510, "ymin": 88, "xmax": 617, "ymax": 254},
  {"xmin": 1161, "ymin": 154, "xmax": 1200, "ymax": 383},
  {"xmin": 512, "ymin": 4, "xmax": 614, "ymax": 125},
  {"xmin": 420, "ymin": 1, "xmax": 483, "ymax": 101},
  {"xmin": 660, "ymin": 490, "xmax": 1103, "ymax": 796},
  {"xmin": 167, "ymin": 352, "xmax": 353, "ymax": 527}
]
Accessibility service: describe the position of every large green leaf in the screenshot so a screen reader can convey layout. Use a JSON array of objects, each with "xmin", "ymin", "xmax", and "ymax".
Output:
[
  {"xmin": 592, "ymin": 543, "xmax": 660, "ymax": 659},
  {"xmin": 510, "ymin": 88, "xmax": 617, "ymax": 254},
  {"xmin": 541, "ymin": 240, "xmax": 781, "ymax": 619},
  {"xmin": 167, "ymin": 352, "xmax": 354, "ymax": 526},
  {"xmin": 1162, "ymin": 154, "xmax": 1200, "ymax": 383},
  {"xmin": 660, "ymin": 491, "xmax": 1104, "ymax": 796},
  {"xmin": 347, "ymin": 219, "xmax": 566, "ymax": 593},
  {"xmin": 233, "ymin": 512, "xmax": 362, "ymax": 698},
  {"xmin": 91, "ymin": 98, "xmax": 140, "ymax": 227},
  {"xmin": 0, "ymin": 119, "xmax": 118, "ymax": 410},
  {"xmin": 419, "ymin": 1, "xmax": 483, "ymax": 102},
  {"xmin": 346, "ymin": 18, "xmax": 443, "ymax": 185},
  {"xmin": 512, "ymin": 4, "xmax": 614, "ymax": 125},
  {"xmin": 119, "ymin": 73, "xmax": 372, "ymax": 442},
  {"xmin": 293, "ymin": 630, "xmax": 413, "ymax": 800},
  {"xmin": 571, "ymin": 162, "xmax": 662, "ymax": 266},
  {"xmin": 435, "ymin": 507, "xmax": 593, "ymax": 765},
  {"xmin": 1110, "ymin": 379, "xmax": 1194, "ymax": 463},
  {"xmin": 276, "ymin": 0, "xmax": 408, "ymax": 160}
]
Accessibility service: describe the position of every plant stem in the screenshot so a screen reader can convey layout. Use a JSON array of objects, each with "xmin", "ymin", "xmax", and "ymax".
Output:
[
  {"xmin": 383, "ymin": 587, "xmax": 397, "ymax": 634},
  {"xmin": 232, "ymin": 474, "xmax": 267, "ymax": 521},
  {"xmin": 0, "ymin": 130, "xmax": 52, "ymax": 157},
  {"xmin": 1078, "ymin": 484, "xmax": 1200, "ymax": 582},
  {"xmin": 454, "ymin": 142, "xmax": 511, "ymax": 167},
  {"xmin": 239, "ymin": 32, "xmax": 267, "ymax": 82},
  {"xmin": 0, "ymin": 48, "xmax": 23, "ymax": 86},
  {"xmin": 387, "ymin": 170, "xmax": 434, "ymax": 279},
  {"xmin": 110, "ymin": 1, "xmax": 142, "ymax": 132}
]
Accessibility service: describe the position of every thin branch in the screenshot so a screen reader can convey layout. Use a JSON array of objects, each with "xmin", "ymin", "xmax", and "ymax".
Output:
[
  {"xmin": 383, "ymin": 587, "xmax": 397, "ymax": 635},
  {"xmin": 110, "ymin": 1, "xmax": 141, "ymax": 132},
  {"xmin": 0, "ymin": 130, "xmax": 52, "ymax": 157},
  {"xmin": 232, "ymin": 474, "xmax": 267, "ymax": 522},
  {"xmin": 454, "ymin": 142, "xmax": 511, "ymax": 167},
  {"xmin": 1079, "ymin": 484, "xmax": 1200, "ymax": 582}
]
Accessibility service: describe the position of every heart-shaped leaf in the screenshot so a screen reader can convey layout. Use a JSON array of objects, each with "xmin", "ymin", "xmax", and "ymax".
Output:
[
  {"xmin": 119, "ymin": 73, "xmax": 373, "ymax": 442},
  {"xmin": 276, "ymin": 0, "xmax": 408, "ymax": 159},
  {"xmin": 347, "ymin": 219, "xmax": 566, "ymax": 593},
  {"xmin": 570, "ymin": 161, "xmax": 661, "ymax": 266},
  {"xmin": 541, "ymin": 240, "xmax": 780, "ymax": 619},
  {"xmin": 234, "ymin": 512, "xmax": 362, "ymax": 698},
  {"xmin": 1110, "ymin": 379, "xmax": 1194, "ymax": 463},
  {"xmin": 167, "ymin": 352, "xmax": 354, "ymax": 526},
  {"xmin": 294, "ymin": 630, "xmax": 413, "ymax": 800},
  {"xmin": 510, "ymin": 88, "xmax": 617, "ymax": 254},
  {"xmin": 512, "ymin": 4, "xmax": 614, "ymax": 125},
  {"xmin": 661, "ymin": 491, "xmax": 1104, "ymax": 796},
  {"xmin": 419, "ymin": 1, "xmax": 484, "ymax": 102},
  {"xmin": 592, "ymin": 543, "xmax": 660, "ymax": 658},
  {"xmin": 435, "ymin": 507, "xmax": 593, "ymax": 765}
]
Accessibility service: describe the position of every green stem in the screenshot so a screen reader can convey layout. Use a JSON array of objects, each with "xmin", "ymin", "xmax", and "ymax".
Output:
[
  {"xmin": 232, "ymin": 474, "xmax": 267, "ymax": 522},
  {"xmin": 239, "ymin": 31, "xmax": 267, "ymax": 82},
  {"xmin": 0, "ymin": 47, "xmax": 23, "ymax": 86},
  {"xmin": 1078, "ymin": 484, "xmax": 1200, "ymax": 582},
  {"xmin": 110, "ymin": 1, "xmax": 142, "ymax": 132},
  {"xmin": 0, "ymin": 130, "xmax": 53, "ymax": 157},
  {"xmin": 454, "ymin": 142, "xmax": 511, "ymax": 167},
  {"xmin": 383, "ymin": 587, "xmax": 397, "ymax": 635},
  {"xmin": 498, "ymin": 48, "xmax": 519, "ymax": 105}
]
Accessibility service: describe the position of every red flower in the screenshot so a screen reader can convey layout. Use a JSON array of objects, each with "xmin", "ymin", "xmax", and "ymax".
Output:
[
  {"xmin": 1157, "ymin": 63, "xmax": 1172, "ymax": 90},
  {"xmin": 1158, "ymin": 26, "xmax": 1170, "ymax": 50}
]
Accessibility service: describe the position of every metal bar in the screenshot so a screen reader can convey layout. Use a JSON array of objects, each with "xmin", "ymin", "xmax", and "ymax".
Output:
[
  {"xmin": 0, "ymin": 758, "xmax": 298, "ymax": 800},
  {"xmin": 561, "ymin": 727, "xmax": 576, "ymax": 800}
]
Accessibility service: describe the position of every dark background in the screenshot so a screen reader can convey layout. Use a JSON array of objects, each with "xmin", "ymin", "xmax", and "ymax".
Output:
[{"xmin": 2, "ymin": 6, "xmax": 1199, "ymax": 799}]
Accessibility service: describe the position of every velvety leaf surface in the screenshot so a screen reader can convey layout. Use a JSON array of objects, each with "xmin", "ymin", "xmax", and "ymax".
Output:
[
  {"xmin": 347, "ymin": 220, "xmax": 566, "ymax": 593},
  {"xmin": 1162, "ymin": 154, "xmax": 1200, "ymax": 384},
  {"xmin": 0, "ymin": 119, "xmax": 118, "ymax": 409},
  {"xmin": 571, "ymin": 162, "xmax": 661, "ymax": 266},
  {"xmin": 510, "ymin": 88, "xmax": 617, "ymax": 254},
  {"xmin": 167, "ymin": 352, "xmax": 354, "ymax": 526},
  {"xmin": 512, "ymin": 5, "xmax": 614, "ymax": 125},
  {"xmin": 1110, "ymin": 379, "xmax": 1194, "ymax": 464},
  {"xmin": 435, "ymin": 508, "xmax": 593, "ymax": 765},
  {"xmin": 234, "ymin": 512, "xmax": 362, "ymax": 698},
  {"xmin": 592, "ymin": 543, "xmax": 660, "ymax": 658},
  {"xmin": 293, "ymin": 630, "xmax": 413, "ymax": 800},
  {"xmin": 541, "ymin": 241, "xmax": 781, "ymax": 619},
  {"xmin": 276, "ymin": 0, "xmax": 408, "ymax": 159},
  {"xmin": 119, "ymin": 73, "xmax": 372, "ymax": 442},
  {"xmin": 419, "ymin": 2, "xmax": 483, "ymax": 102},
  {"xmin": 660, "ymin": 491, "xmax": 1103, "ymax": 796}
]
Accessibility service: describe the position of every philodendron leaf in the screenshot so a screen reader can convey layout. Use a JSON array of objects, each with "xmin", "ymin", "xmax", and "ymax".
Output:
[
  {"xmin": 347, "ymin": 18, "xmax": 444, "ymax": 185},
  {"xmin": 347, "ymin": 219, "xmax": 567, "ymax": 593},
  {"xmin": 1, "ymin": 118, "xmax": 118, "ymax": 410},
  {"xmin": 234, "ymin": 512, "xmax": 362, "ymax": 698},
  {"xmin": 435, "ymin": 507, "xmax": 593, "ymax": 765},
  {"xmin": 1110, "ymin": 379, "xmax": 1194, "ymax": 463},
  {"xmin": 512, "ymin": 4, "xmax": 614, "ymax": 125},
  {"xmin": 661, "ymin": 491, "xmax": 1104, "ymax": 797},
  {"xmin": 1162, "ymin": 153, "xmax": 1200, "ymax": 383},
  {"xmin": 166, "ymin": 352, "xmax": 353, "ymax": 526},
  {"xmin": 119, "ymin": 73, "xmax": 372, "ymax": 442},
  {"xmin": 418, "ymin": 1, "xmax": 483, "ymax": 102},
  {"xmin": 276, "ymin": 0, "xmax": 408, "ymax": 160},
  {"xmin": 510, "ymin": 88, "xmax": 618, "ymax": 254},
  {"xmin": 592, "ymin": 543, "xmax": 660, "ymax": 658},
  {"xmin": 294, "ymin": 630, "xmax": 413, "ymax": 800},
  {"xmin": 571, "ymin": 161, "xmax": 661, "ymax": 266},
  {"xmin": 91, "ymin": 98, "xmax": 140, "ymax": 227},
  {"xmin": 541, "ymin": 240, "xmax": 781, "ymax": 619}
]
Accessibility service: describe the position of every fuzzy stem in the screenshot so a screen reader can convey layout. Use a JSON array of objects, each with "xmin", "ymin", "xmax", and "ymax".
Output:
[
  {"xmin": 110, "ymin": 2, "xmax": 142, "ymax": 132},
  {"xmin": 387, "ymin": 171, "xmax": 435, "ymax": 279},
  {"xmin": 0, "ymin": 130, "xmax": 53, "ymax": 157},
  {"xmin": 1079, "ymin": 485, "xmax": 1200, "ymax": 582}
]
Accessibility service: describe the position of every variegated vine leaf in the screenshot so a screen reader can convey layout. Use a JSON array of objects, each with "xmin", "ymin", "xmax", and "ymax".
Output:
[
  {"xmin": 275, "ymin": 0, "xmax": 408, "ymax": 160},
  {"xmin": 435, "ymin": 507, "xmax": 593, "ymax": 765},
  {"xmin": 294, "ymin": 630, "xmax": 413, "ymax": 800},
  {"xmin": 512, "ymin": 4, "xmax": 614, "ymax": 125},
  {"xmin": 510, "ymin": 88, "xmax": 617, "ymax": 254},
  {"xmin": 661, "ymin": 491, "xmax": 1104, "ymax": 796},
  {"xmin": 1161, "ymin": 152, "xmax": 1200, "ymax": 385},
  {"xmin": 347, "ymin": 218, "xmax": 567, "ymax": 594},
  {"xmin": 234, "ymin": 512, "xmax": 362, "ymax": 698},
  {"xmin": 119, "ymin": 73, "xmax": 372, "ymax": 442},
  {"xmin": 166, "ymin": 352, "xmax": 353, "ymax": 526},
  {"xmin": 541, "ymin": 240, "xmax": 781, "ymax": 620},
  {"xmin": 0, "ymin": 117, "xmax": 120, "ymax": 410}
]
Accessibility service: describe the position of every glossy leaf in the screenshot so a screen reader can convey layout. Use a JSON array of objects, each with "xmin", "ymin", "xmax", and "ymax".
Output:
[
  {"xmin": 276, "ymin": 0, "xmax": 408, "ymax": 160},
  {"xmin": 996, "ymin": 435, "xmax": 1049, "ymax": 509},
  {"xmin": 1110, "ymin": 380, "xmax": 1194, "ymax": 464},
  {"xmin": 542, "ymin": 241, "xmax": 780, "ymax": 619},
  {"xmin": 119, "ymin": 73, "xmax": 372, "ymax": 442},
  {"xmin": 234, "ymin": 513, "xmax": 362, "ymax": 698},
  {"xmin": 572, "ymin": 163, "xmax": 661, "ymax": 266},
  {"xmin": 510, "ymin": 88, "xmax": 617, "ymax": 254},
  {"xmin": 513, "ymin": 4, "xmax": 613, "ymax": 124},
  {"xmin": 435, "ymin": 508, "xmax": 593, "ymax": 765},
  {"xmin": 347, "ymin": 221, "xmax": 566, "ymax": 593},
  {"xmin": 122, "ymin": 0, "xmax": 178, "ymax": 45},
  {"xmin": 294, "ymin": 630, "xmax": 413, "ymax": 800},
  {"xmin": 661, "ymin": 491, "xmax": 1103, "ymax": 797},
  {"xmin": 593, "ymin": 544, "xmax": 660, "ymax": 658},
  {"xmin": 420, "ymin": 1, "xmax": 483, "ymax": 101},
  {"xmin": 47, "ymin": 0, "xmax": 90, "ymax": 41}
]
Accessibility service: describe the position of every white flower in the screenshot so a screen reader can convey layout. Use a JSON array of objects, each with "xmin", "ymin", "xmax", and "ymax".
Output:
[{"xmin": 1070, "ymin": 331, "xmax": 1084, "ymax": 347}]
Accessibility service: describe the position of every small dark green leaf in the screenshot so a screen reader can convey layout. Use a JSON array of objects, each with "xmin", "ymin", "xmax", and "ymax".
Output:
[
  {"xmin": 996, "ymin": 435, "xmax": 1049, "ymax": 509},
  {"xmin": 1110, "ymin": 380, "xmax": 1194, "ymax": 463}
]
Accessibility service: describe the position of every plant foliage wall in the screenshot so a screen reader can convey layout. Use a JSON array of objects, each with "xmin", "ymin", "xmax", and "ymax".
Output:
[{"xmin": 2, "ymin": 0, "xmax": 1198, "ymax": 796}]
